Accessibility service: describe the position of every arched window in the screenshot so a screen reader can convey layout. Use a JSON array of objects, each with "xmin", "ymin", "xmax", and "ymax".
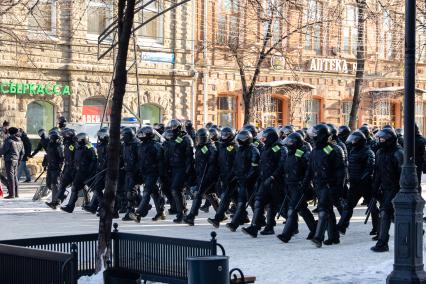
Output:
[
  {"xmin": 83, "ymin": 97, "xmax": 110, "ymax": 123},
  {"xmin": 27, "ymin": 101, "xmax": 54, "ymax": 135},
  {"xmin": 140, "ymin": 103, "xmax": 161, "ymax": 124}
]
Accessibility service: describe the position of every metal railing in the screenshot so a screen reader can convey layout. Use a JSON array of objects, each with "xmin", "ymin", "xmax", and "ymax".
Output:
[{"xmin": 0, "ymin": 243, "xmax": 77, "ymax": 284}]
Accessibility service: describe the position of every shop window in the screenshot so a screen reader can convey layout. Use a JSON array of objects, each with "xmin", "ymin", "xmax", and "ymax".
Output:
[
  {"xmin": 305, "ymin": 99, "xmax": 321, "ymax": 127},
  {"xmin": 137, "ymin": 0, "xmax": 164, "ymax": 45},
  {"xmin": 28, "ymin": 0, "xmax": 56, "ymax": 36},
  {"xmin": 82, "ymin": 98, "xmax": 110, "ymax": 123},
  {"xmin": 341, "ymin": 101, "xmax": 352, "ymax": 125},
  {"xmin": 26, "ymin": 101, "xmax": 54, "ymax": 135},
  {"xmin": 140, "ymin": 104, "xmax": 161, "ymax": 124},
  {"xmin": 373, "ymin": 100, "xmax": 396, "ymax": 127},
  {"xmin": 217, "ymin": 96, "xmax": 237, "ymax": 128},
  {"xmin": 87, "ymin": 0, "xmax": 112, "ymax": 39},
  {"xmin": 304, "ymin": 0, "xmax": 322, "ymax": 54}
]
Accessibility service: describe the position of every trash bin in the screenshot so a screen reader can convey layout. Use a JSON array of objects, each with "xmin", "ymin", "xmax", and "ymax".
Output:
[
  {"xmin": 103, "ymin": 268, "xmax": 141, "ymax": 284},
  {"xmin": 187, "ymin": 256, "xmax": 229, "ymax": 284}
]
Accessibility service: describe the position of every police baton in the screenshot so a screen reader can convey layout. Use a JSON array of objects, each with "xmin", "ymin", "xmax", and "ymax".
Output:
[
  {"xmin": 34, "ymin": 169, "xmax": 46, "ymax": 183},
  {"xmin": 84, "ymin": 168, "xmax": 107, "ymax": 185},
  {"xmin": 276, "ymin": 193, "xmax": 288, "ymax": 220},
  {"xmin": 364, "ymin": 198, "xmax": 376, "ymax": 225},
  {"xmin": 245, "ymin": 182, "xmax": 260, "ymax": 210}
]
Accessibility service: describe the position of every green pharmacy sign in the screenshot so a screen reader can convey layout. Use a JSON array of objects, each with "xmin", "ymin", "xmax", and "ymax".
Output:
[{"xmin": 0, "ymin": 82, "xmax": 71, "ymax": 96}]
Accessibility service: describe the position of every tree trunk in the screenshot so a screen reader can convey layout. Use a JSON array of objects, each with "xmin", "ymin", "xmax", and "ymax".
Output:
[
  {"xmin": 348, "ymin": 0, "xmax": 366, "ymax": 130},
  {"xmin": 243, "ymin": 91, "xmax": 252, "ymax": 125},
  {"xmin": 96, "ymin": 0, "xmax": 136, "ymax": 272}
]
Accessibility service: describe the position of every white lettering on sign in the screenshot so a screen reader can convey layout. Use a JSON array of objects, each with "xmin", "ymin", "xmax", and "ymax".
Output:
[
  {"xmin": 309, "ymin": 58, "xmax": 353, "ymax": 73},
  {"xmin": 82, "ymin": 115, "xmax": 102, "ymax": 123}
]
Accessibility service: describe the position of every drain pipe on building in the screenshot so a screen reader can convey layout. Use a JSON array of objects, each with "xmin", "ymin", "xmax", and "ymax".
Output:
[
  {"xmin": 202, "ymin": 0, "xmax": 208, "ymax": 125},
  {"xmin": 191, "ymin": 0, "xmax": 197, "ymax": 123}
]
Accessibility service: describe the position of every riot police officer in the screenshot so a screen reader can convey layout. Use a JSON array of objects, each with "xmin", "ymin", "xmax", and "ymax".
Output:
[
  {"xmin": 277, "ymin": 132, "xmax": 316, "ymax": 243},
  {"xmin": 243, "ymin": 124, "xmax": 264, "ymax": 153},
  {"xmin": 29, "ymin": 129, "xmax": 49, "ymax": 159},
  {"xmin": 120, "ymin": 127, "xmax": 140, "ymax": 221},
  {"xmin": 185, "ymin": 120, "xmax": 196, "ymax": 141},
  {"xmin": 208, "ymin": 127, "xmax": 238, "ymax": 227},
  {"xmin": 371, "ymin": 128, "xmax": 403, "ymax": 252},
  {"xmin": 154, "ymin": 123, "xmax": 165, "ymax": 135},
  {"xmin": 61, "ymin": 133, "xmax": 97, "ymax": 213},
  {"xmin": 226, "ymin": 130, "xmax": 260, "ymax": 232},
  {"xmin": 304, "ymin": 124, "xmax": 346, "ymax": 248},
  {"xmin": 359, "ymin": 125, "xmax": 379, "ymax": 153},
  {"xmin": 337, "ymin": 131, "xmax": 376, "ymax": 235},
  {"xmin": 82, "ymin": 127, "xmax": 109, "ymax": 214},
  {"xmin": 46, "ymin": 128, "xmax": 76, "ymax": 209},
  {"xmin": 242, "ymin": 127, "xmax": 286, "ymax": 237},
  {"xmin": 161, "ymin": 128, "xmax": 177, "ymax": 215},
  {"xmin": 58, "ymin": 116, "xmax": 67, "ymax": 130},
  {"xmin": 338, "ymin": 126, "xmax": 351, "ymax": 145},
  {"xmin": 183, "ymin": 128, "xmax": 218, "ymax": 226},
  {"xmin": 415, "ymin": 124, "xmax": 425, "ymax": 192},
  {"xmin": 163, "ymin": 119, "xmax": 194, "ymax": 223},
  {"xmin": 45, "ymin": 129, "xmax": 64, "ymax": 203},
  {"xmin": 130, "ymin": 126, "xmax": 166, "ymax": 222},
  {"xmin": 279, "ymin": 125, "xmax": 295, "ymax": 141}
]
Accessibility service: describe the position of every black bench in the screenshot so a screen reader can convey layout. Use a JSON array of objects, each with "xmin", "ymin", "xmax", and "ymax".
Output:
[
  {"xmin": 0, "ymin": 223, "xmax": 225, "ymax": 284},
  {"xmin": 0, "ymin": 243, "xmax": 78, "ymax": 284}
]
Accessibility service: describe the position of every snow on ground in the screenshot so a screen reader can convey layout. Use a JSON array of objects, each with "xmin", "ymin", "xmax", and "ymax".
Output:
[{"xmin": 1, "ymin": 182, "xmax": 426, "ymax": 284}]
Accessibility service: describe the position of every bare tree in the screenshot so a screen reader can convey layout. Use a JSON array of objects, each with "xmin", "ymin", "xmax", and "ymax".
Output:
[{"xmin": 96, "ymin": 0, "xmax": 136, "ymax": 271}]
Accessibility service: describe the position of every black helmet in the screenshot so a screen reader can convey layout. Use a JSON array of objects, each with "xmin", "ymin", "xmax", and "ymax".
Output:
[
  {"xmin": 307, "ymin": 124, "xmax": 331, "ymax": 147},
  {"xmin": 220, "ymin": 127, "xmax": 236, "ymax": 143},
  {"xmin": 243, "ymin": 124, "xmax": 258, "ymax": 138},
  {"xmin": 137, "ymin": 126, "xmax": 155, "ymax": 141},
  {"xmin": 236, "ymin": 130, "xmax": 253, "ymax": 146},
  {"xmin": 205, "ymin": 122, "xmax": 214, "ymax": 129},
  {"xmin": 168, "ymin": 119, "xmax": 182, "ymax": 132},
  {"xmin": 76, "ymin": 132, "xmax": 89, "ymax": 146},
  {"xmin": 383, "ymin": 124, "xmax": 394, "ymax": 130},
  {"xmin": 346, "ymin": 130, "xmax": 366, "ymax": 148},
  {"xmin": 97, "ymin": 127, "xmax": 109, "ymax": 143},
  {"xmin": 279, "ymin": 125, "xmax": 295, "ymax": 138},
  {"xmin": 338, "ymin": 125, "xmax": 351, "ymax": 141},
  {"xmin": 59, "ymin": 116, "xmax": 67, "ymax": 124},
  {"xmin": 185, "ymin": 120, "xmax": 193, "ymax": 128},
  {"xmin": 154, "ymin": 123, "xmax": 165, "ymax": 135},
  {"xmin": 38, "ymin": 129, "xmax": 47, "ymax": 139},
  {"xmin": 122, "ymin": 127, "xmax": 135, "ymax": 143},
  {"xmin": 163, "ymin": 129, "xmax": 174, "ymax": 141},
  {"xmin": 210, "ymin": 124, "xmax": 219, "ymax": 130},
  {"xmin": 196, "ymin": 128, "xmax": 210, "ymax": 146},
  {"xmin": 261, "ymin": 127, "xmax": 279, "ymax": 146},
  {"xmin": 375, "ymin": 127, "xmax": 397, "ymax": 149},
  {"xmin": 326, "ymin": 124, "xmax": 338, "ymax": 139},
  {"xmin": 296, "ymin": 129, "xmax": 307, "ymax": 140},
  {"xmin": 358, "ymin": 125, "xmax": 371, "ymax": 139},
  {"xmin": 62, "ymin": 128, "xmax": 76, "ymax": 140},
  {"xmin": 395, "ymin": 128, "xmax": 403, "ymax": 136},
  {"xmin": 208, "ymin": 127, "xmax": 220, "ymax": 142},
  {"xmin": 283, "ymin": 132, "xmax": 304, "ymax": 152},
  {"xmin": 49, "ymin": 129, "xmax": 61, "ymax": 143}
]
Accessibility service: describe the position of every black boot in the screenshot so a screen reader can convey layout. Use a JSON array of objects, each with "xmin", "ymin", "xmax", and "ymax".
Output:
[
  {"xmin": 299, "ymin": 207, "xmax": 317, "ymax": 240},
  {"xmin": 241, "ymin": 225, "xmax": 259, "ymax": 238},
  {"xmin": 152, "ymin": 191, "xmax": 165, "ymax": 221},
  {"xmin": 183, "ymin": 213, "xmax": 195, "ymax": 226},
  {"xmin": 371, "ymin": 212, "xmax": 391, "ymax": 251},
  {"xmin": 152, "ymin": 212, "xmax": 166, "ymax": 221},
  {"xmin": 370, "ymin": 240, "xmax": 389, "ymax": 252},
  {"xmin": 279, "ymin": 209, "xmax": 297, "ymax": 242},
  {"xmin": 324, "ymin": 211, "xmax": 340, "ymax": 245},
  {"xmin": 135, "ymin": 192, "xmax": 152, "ymax": 218},
  {"xmin": 82, "ymin": 192, "xmax": 100, "ymax": 214},
  {"xmin": 45, "ymin": 200, "xmax": 60, "ymax": 210},
  {"xmin": 200, "ymin": 200, "xmax": 211, "ymax": 213},
  {"xmin": 208, "ymin": 217, "xmax": 221, "ymax": 228},
  {"xmin": 60, "ymin": 191, "xmax": 79, "ymax": 213},
  {"xmin": 311, "ymin": 211, "xmax": 329, "ymax": 248},
  {"xmin": 172, "ymin": 191, "xmax": 185, "ymax": 223},
  {"xmin": 229, "ymin": 202, "xmax": 245, "ymax": 230}
]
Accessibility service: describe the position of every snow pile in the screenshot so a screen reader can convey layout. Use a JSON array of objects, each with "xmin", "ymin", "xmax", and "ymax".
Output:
[{"xmin": 78, "ymin": 272, "xmax": 103, "ymax": 284}]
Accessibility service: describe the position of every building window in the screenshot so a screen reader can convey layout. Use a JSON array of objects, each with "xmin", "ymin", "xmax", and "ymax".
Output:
[
  {"xmin": 305, "ymin": 98, "xmax": 321, "ymax": 127},
  {"xmin": 261, "ymin": 97, "xmax": 283, "ymax": 127},
  {"xmin": 140, "ymin": 104, "xmax": 161, "ymax": 124},
  {"xmin": 373, "ymin": 100, "xmax": 396, "ymax": 127},
  {"xmin": 28, "ymin": 0, "xmax": 56, "ymax": 36},
  {"xmin": 379, "ymin": 11, "xmax": 393, "ymax": 60},
  {"xmin": 82, "ymin": 97, "xmax": 110, "ymax": 123},
  {"xmin": 87, "ymin": 0, "xmax": 113, "ymax": 39},
  {"xmin": 216, "ymin": 0, "xmax": 241, "ymax": 46},
  {"xmin": 415, "ymin": 101, "xmax": 425, "ymax": 134},
  {"xmin": 27, "ymin": 101, "xmax": 54, "ymax": 135},
  {"xmin": 417, "ymin": 15, "xmax": 426, "ymax": 62},
  {"xmin": 217, "ymin": 96, "xmax": 237, "ymax": 128},
  {"xmin": 342, "ymin": 5, "xmax": 358, "ymax": 54},
  {"xmin": 137, "ymin": 0, "xmax": 164, "ymax": 45},
  {"xmin": 341, "ymin": 101, "xmax": 352, "ymax": 125},
  {"xmin": 304, "ymin": 0, "xmax": 322, "ymax": 54}
]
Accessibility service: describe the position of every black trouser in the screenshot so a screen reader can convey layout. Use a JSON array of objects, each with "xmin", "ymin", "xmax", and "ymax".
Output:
[
  {"xmin": 86, "ymin": 172, "xmax": 106, "ymax": 210},
  {"xmin": 251, "ymin": 180, "xmax": 281, "ymax": 229},
  {"xmin": 5, "ymin": 161, "xmax": 18, "ymax": 197},
  {"xmin": 124, "ymin": 171, "xmax": 139, "ymax": 213},
  {"xmin": 46, "ymin": 168, "xmax": 61, "ymax": 201},
  {"xmin": 136, "ymin": 174, "xmax": 164, "ymax": 215},
  {"xmin": 338, "ymin": 181, "xmax": 379, "ymax": 232},
  {"xmin": 377, "ymin": 189, "xmax": 397, "ymax": 245},
  {"xmin": 417, "ymin": 168, "xmax": 423, "ymax": 193},
  {"xmin": 65, "ymin": 173, "xmax": 88, "ymax": 210},
  {"xmin": 170, "ymin": 167, "xmax": 187, "ymax": 219},
  {"xmin": 214, "ymin": 179, "xmax": 237, "ymax": 221},
  {"xmin": 281, "ymin": 183, "xmax": 316, "ymax": 238},
  {"xmin": 54, "ymin": 167, "xmax": 75, "ymax": 203},
  {"xmin": 190, "ymin": 178, "xmax": 218, "ymax": 217},
  {"xmin": 313, "ymin": 185, "xmax": 338, "ymax": 242},
  {"xmin": 230, "ymin": 179, "xmax": 256, "ymax": 226}
]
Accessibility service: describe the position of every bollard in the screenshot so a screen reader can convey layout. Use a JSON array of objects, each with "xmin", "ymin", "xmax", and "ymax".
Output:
[{"xmin": 187, "ymin": 256, "xmax": 229, "ymax": 284}]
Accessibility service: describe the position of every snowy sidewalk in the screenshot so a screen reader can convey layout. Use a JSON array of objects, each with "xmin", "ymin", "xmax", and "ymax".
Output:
[{"xmin": 0, "ymin": 182, "xmax": 425, "ymax": 284}]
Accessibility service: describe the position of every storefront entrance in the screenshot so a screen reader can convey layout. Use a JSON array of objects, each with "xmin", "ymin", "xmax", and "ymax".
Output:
[{"xmin": 26, "ymin": 101, "xmax": 54, "ymax": 135}]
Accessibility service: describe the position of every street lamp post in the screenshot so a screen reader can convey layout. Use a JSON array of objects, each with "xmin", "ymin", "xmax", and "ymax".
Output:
[{"xmin": 387, "ymin": 0, "xmax": 426, "ymax": 283}]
